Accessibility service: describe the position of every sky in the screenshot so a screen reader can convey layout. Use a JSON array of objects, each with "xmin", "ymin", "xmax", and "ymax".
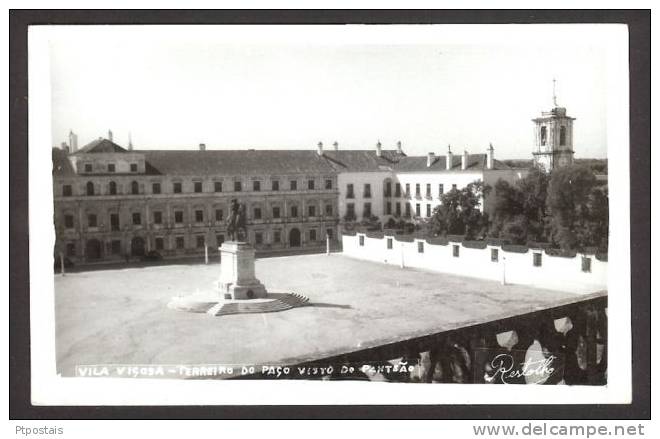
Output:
[{"xmin": 48, "ymin": 25, "xmax": 614, "ymax": 159}]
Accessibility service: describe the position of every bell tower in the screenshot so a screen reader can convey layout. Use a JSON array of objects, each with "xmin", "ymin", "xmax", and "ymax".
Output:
[{"xmin": 532, "ymin": 79, "xmax": 575, "ymax": 172}]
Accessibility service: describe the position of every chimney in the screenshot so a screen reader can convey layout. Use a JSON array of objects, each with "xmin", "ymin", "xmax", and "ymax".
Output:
[
  {"xmin": 376, "ymin": 140, "xmax": 382, "ymax": 157},
  {"xmin": 427, "ymin": 152, "xmax": 436, "ymax": 167},
  {"xmin": 199, "ymin": 143, "xmax": 206, "ymax": 151},
  {"xmin": 396, "ymin": 140, "xmax": 403, "ymax": 154},
  {"xmin": 68, "ymin": 130, "xmax": 78, "ymax": 152},
  {"xmin": 487, "ymin": 143, "xmax": 495, "ymax": 169},
  {"xmin": 333, "ymin": 141, "xmax": 339, "ymax": 151},
  {"xmin": 317, "ymin": 141, "xmax": 324, "ymax": 156},
  {"xmin": 462, "ymin": 150, "xmax": 469, "ymax": 170},
  {"xmin": 128, "ymin": 132, "xmax": 133, "ymax": 150},
  {"xmin": 446, "ymin": 145, "xmax": 453, "ymax": 170},
  {"xmin": 108, "ymin": 130, "xmax": 113, "ymax": 142}
]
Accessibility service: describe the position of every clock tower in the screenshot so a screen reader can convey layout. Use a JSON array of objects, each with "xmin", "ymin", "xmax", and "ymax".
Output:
[{"xmin": 532, "ymin": 80, "xmax": 575, "ymax": 172}]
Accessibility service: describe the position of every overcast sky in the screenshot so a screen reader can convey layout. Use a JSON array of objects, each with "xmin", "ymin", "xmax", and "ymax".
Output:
[{"xmin": 49, "ymin": 25, "xmax": 613, "ymax": 159}]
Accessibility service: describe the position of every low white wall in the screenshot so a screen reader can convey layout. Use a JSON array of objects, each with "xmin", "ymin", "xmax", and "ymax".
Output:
[{"xmin": 342, "ymin": 233, "xmax": 607, "ymax": 294}]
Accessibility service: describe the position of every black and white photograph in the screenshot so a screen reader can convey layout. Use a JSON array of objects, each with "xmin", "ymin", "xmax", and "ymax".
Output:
[{"xmin": 13, "ymin": 11, "xmax": 648, "ymax": 420}]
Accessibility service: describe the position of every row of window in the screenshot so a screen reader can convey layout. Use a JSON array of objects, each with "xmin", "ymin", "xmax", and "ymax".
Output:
[
  {"xmin": 539, "ymin": 125, "xmax": 567, "ymax": 147},
  {"xmin": 361, "ymin": 237, "xmax": 593, "ymax": 272},
  {"xmin": 63, "ymin": 178, "xmax": 335, "ymax": 197},
  {"xmin": 345, "ymin": 201, "xmax": 436, "ymax": 219},
  {"xmin": 63, "ymin": 203, "xmax": 336, "ymax": 230},
  {"xmin": 346, "ymin": 183, "xmax": 459, "ymax": 200},
  {"xmin": 82, "ymin": 163, "xmax": 139, "ymax": 173}
]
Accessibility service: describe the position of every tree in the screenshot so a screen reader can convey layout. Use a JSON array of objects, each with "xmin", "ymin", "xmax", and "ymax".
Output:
[
  {"xmin": 489, "ymin": 168, "xmax": 550, "ymax": 243},
  {"xmin": 546, "ymin": 165, "xmax": 598, "ymax": 251},
  {"xmin": 429, "ymin": 180, "xmax": 491, "ymax": 239}
]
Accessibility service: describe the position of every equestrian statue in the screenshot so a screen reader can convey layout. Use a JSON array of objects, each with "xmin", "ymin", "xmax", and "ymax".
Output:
[{"xmin": 226, "ymin": 198, "xmax": 247, "ymax": 242}]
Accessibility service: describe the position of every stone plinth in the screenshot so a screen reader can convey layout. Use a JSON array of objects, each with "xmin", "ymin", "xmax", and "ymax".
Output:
[{"xmin": 219, "ymin": 241, "xmax": 268, "ymax": 300}]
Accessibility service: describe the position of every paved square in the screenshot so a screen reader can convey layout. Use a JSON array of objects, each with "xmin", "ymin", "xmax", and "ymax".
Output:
[{"xmin": 54, "ymin": 254, "xmax": 600, "ymax": 376}]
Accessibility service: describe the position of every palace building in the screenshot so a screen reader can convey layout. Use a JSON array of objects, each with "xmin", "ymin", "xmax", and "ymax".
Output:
[{"xmin": 52, "ymin": 135, "xmax": 525, "ymax": 265}]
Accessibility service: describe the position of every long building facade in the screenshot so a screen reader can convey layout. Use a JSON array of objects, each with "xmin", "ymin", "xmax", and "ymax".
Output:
[{"xmin": 52, "ymin": 138, "xmax": 526, "ymax": 265}]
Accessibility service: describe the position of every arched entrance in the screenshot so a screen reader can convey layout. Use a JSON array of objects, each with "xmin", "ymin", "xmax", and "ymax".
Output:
[
  {"xmin": 288, "ymin": 228, "xmax": 301, "ymax": 247},
  {"xmin": 131, "ymin": 236, "xmax": 146, "ymax": 257},
  {"xmin": 85, "ymin": 239, "xmax": 102, "ymax": 260}
]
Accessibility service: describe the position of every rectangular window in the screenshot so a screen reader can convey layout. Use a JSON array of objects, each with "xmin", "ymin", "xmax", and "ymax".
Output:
[
  {"xmin": 194, "ymin": 181, "xmax": 203, "ymax": 193},
  {"xmin": 255, "ymin": 232, "xmax": 263, "ymax": 245},
  {"xmin": 216, "ymin": 234, "xmax": 225, "ymax": 246},
  {"xmin": 234, "ymin": 181, "xmax": 242, "ymax": 192},
  {"xmin": 581, "ymin": 256, "xmax": 592, "ymax": 273},
  {"xmin": 309, "ymin": 229, "xmax": 317, "ymax": 241},
  {"xmin": 452, "ymin": 184, "xmax": 457, "ymax": 191},
  {"xmin": 272, "ymin": 206, "xmax": 281, "ymax": 219},
  {"xmin": 155, "ymin": 238, "xmax": 164, "ymax": 251},
  {"xmin": 405, "ymin": 203, "xmax": 411, "ymax": 217},
  {"xmin": 325, "ymin": 204, "xmax": 333, "ymax": 216},
  {"xmin": 152, "ymin": 182, "xmax": 161, "ymax": 194},
  {"xmin": 153, "ymin": 211, "xmax": 163, "ymax": 224},
  {"xmin": 395, "ymin": 202, "xmax": 401, "ymax": 216},
  {"xmin": 107, "ymin": 164, "xmax": 115, "ymax": 173},
  {"xmin": 418, "ymin": 242, "xmax": 424, "ymax": 253},
  {"xmin": 110, "ymin": 213, "xmax": 119, "ymax": 231},
  {"xmin": 88, "ymin": 214, "xmax": 97, "ymax": 228},
  {"xmin": 253, "ymin": 180, "xmax": 261, "ymax": 192},
  {"xmin": 533, "ymin": 252, "xmax": 542, "ymax": 267},
  {"xmin": 453, "ymin": 244, "xmax": 460, "ymax": 257},
  {"xmin": 64, "ymin": 214, "xmax": 74, "ymax": 229},
  {"xmin": 195, "ymin": 210, "xmax": 204, "ymax": 223},
  {"xmin": 359, "ymin": 235, "xmax": 365, "ymax": 246},
  {"xmin": 111, "ymin": 240, "xmax": 121, "ymax": 254},
  {"xmin": 214, "ymin": 181, "xmax": 223, "ymax": 192},
  {"xmin": 176, "ymin": 236, "xmax": 185, "ymax": 249},
  {"xmin": 395, "ymin": 183, "xmax": 401, "ymax": 197},
  {"xmin": 308, "ymin": 205, "xmax": 316, "ymax": 217},
  {"xmin": 385, "ymin": 182, "xmax": 392, "ymax": 197},
  {"xmin": 405, "ymin": 183, "xmax": 411, "ymax": 196},
  {"xmin": 130, "ymin": 163, "xmax": 138, "ymax": 172},
  {"xmin": 174, "ymin": 210, "xmax": 183, "ymax": 223},
  {"xmin": 215, "ymin": 209, "xmax": 223, "ymax": 221},
  {"xmin": 253, "ymin": 207, "xmax": 262, "ymax": 220},
  {"xmin": 272, "ymin": 180, "xmax": 280, "ymax": 191},
  {"xmin": 325, "ymin": 179, "xmax": 332, "ymax": 190},
  {"xmin": 290, "ymin": 206, "xmax": 298, "ymax": 218},
  {"xmin": 62, "ymin": 185, "xmax": 72, "ymax": 197},
  {"xmin": 326, "ymin": 228, "xmax": 333, "ymax": 239},
  {"xmin": 84, "ymin": 164, "xmax": 92, "ymax": 173},
  {"xmin": 415, "ymin": 203, "xmax": 421, "ymax": 217},
  {"xmin": 173, "ymin": 182, "xmax": 182, "ymax": 193},
  {"xmin": 132, "ymin": 212, "xmax": 141, "ymax": 225},
  {"xmin": 426, "ymin": 204, "xmax": 431, "ymax": 217},
  {"xmin": 426, "ymin": 184, "xmax": 431, "ymax": 197},
  {"xmin": 491, "ymin": 249, "xmax": 499, "ymax": 262},
  {"xmin": 66, "ymin": 243, "xmax": 76, "ymax": 257},
  {"xmin": 415, "ymin": 183, "xmax": 421, "ymax": 197},
  {"xmin": 439, "ymin": 184, "xmax": 444, "ymax": 195},
  {"xmin": 196, "ymin": 235, "xmax": 205, "ymax": 248},
  {"xmin": 346, "ymin": 184, "xmax": 354, "ymax": 198},
  {"xmin": 387, "ymin": 238, "xmax": 393, "ymax": 249},
  {"xmin": 290, "ymin": 180, "xmax": 297, "ymax": 191},
  {"xmin": 273, "ymin": 231, "xmax": 281, "ymax": 243},
  {"xmin": 308, "ymin": 179, "xmax": 315, "ymax": 190},
  {"xmin": 364, "ymin": 184, "xmax": 371, "ymax": 198},
  {"xmin": 346, "ymin": 203, "xmax": 355, "ymax": 218},
  {"xmin": 363, "ymin": 202, "xmax": 372, "ymax": 218},
  {"xmin": 386, "ymin": 201, "xmax": 392, "ymax": 215}
]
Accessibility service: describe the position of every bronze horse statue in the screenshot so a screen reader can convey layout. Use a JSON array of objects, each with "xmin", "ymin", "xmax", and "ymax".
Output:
[{"xmin": 226, "ymin": 199, "xmax": 247, "ymax": 241}]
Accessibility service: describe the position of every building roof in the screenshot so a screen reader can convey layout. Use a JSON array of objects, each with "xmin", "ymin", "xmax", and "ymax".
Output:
[
  {"xmin": 73, "ymin": 138, "xmax": 128, "ymax": 154},
  {"xmin": 321, "ymin": 150, "xmax": 404, "ymax": 172},
  {"xmin": 52, "ymin": 148, "xmax": 76, "ymax": 177},
  {"xmin": 393, "ymin": 153, "xmax": 511, "ymax": 172},
  {"xmin": 141, "ymin": 150, "xmax": 339, "ymax": 176}
]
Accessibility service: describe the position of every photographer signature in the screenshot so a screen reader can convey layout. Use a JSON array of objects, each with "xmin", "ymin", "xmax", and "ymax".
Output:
[{"xmin": 485, "ymin": 353, "xmax": 557, "ymax": 384}]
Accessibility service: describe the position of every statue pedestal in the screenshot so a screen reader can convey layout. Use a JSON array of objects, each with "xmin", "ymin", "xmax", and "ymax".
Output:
[{"xmin": 218, "ymin": 241, "xmax": 268, "ymax": 300}]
